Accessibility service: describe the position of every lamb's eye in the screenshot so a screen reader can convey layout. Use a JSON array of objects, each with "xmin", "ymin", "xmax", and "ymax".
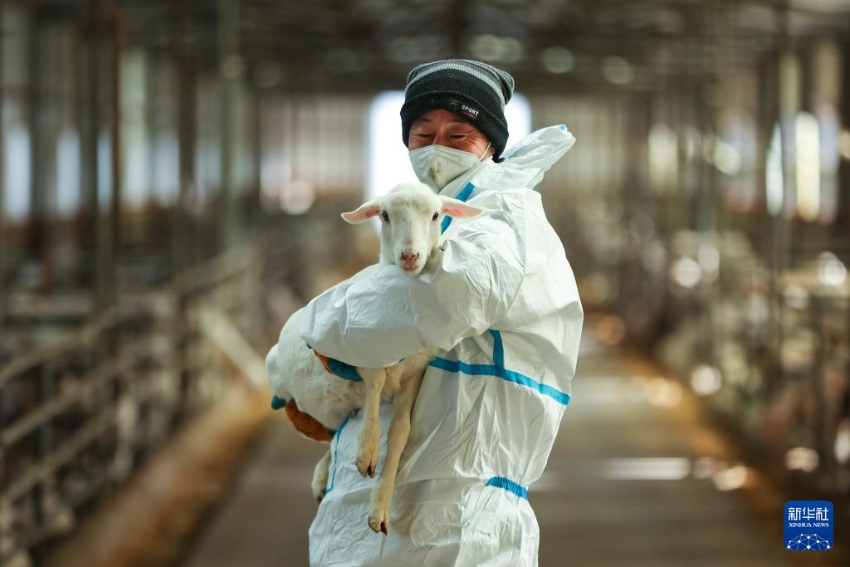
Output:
[
  {"xmin": 431, "ymin": 212, "xmax": 439, "ymax": 221},
  {"xmin": 381, "ymin": 211, "xmax": 390, "ymax": 222}
]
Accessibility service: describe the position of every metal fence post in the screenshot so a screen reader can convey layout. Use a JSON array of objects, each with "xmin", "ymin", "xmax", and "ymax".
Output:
[{"xmin": 218, "ymin": 0, "xmax": 240, "ymax": 252}]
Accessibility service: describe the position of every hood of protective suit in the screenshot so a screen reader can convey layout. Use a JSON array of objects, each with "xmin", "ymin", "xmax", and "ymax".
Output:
[{"xmin": 438, "ymin": 124, "xmax": 576, "ymax": 200}]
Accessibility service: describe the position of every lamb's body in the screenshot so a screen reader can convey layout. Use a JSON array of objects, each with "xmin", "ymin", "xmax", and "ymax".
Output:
[
  {"xmin": 273, "ymin": 309, "xmax": 363, "ymax": 429},
  {"xmin": 267, "ymin": 182, "xmax": 481, "ymax": 535}
]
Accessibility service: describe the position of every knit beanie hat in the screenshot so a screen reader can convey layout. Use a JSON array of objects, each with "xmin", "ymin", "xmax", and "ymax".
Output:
[{"xmin": 401, "ymin": 59, "xmax": 515, "ymax": 160}]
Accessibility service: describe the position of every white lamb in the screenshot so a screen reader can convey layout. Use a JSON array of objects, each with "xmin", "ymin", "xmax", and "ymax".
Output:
[{"xmin": 266, "ymin": 182, "xmax": 482, "ymax": 535}]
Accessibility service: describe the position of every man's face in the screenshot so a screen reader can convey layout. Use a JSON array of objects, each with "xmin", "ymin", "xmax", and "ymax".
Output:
[{"xmin": 408, "ymin": 109, "xmax": 494, "ymax": 158}]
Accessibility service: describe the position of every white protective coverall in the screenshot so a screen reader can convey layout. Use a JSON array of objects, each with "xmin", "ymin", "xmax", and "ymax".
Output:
[{"xmin": 299, "ymin": 124, "xmax": 582, "ymax": 566}]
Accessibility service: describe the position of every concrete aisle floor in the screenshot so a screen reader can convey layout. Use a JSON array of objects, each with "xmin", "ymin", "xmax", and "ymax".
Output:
[{"xmin": 182, "ymin": 336, "xmax": 841, "ymax": 567}]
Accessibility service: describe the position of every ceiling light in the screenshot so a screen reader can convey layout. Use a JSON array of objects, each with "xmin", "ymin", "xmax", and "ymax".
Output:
[
  {"xmin": 541, "ymin": 46, "xmax": 575, "ymax": 74},
  {"xmin": 602, "ymin": 56, "xmax": 634, "ymax": 85}
]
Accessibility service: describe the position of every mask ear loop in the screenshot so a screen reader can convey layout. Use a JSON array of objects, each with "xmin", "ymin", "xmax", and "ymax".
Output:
[{"xmin": 477, "ymin": 142, "xmax": 492, "ymax": 161}]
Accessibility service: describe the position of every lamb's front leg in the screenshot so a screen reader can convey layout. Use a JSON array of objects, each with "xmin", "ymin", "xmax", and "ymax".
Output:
[
  {"xmin": 367, "ymin": 371, "xmax": 424, "ymax": 535},
  {"xmin": 356, "ymin": 367, "xmax": 386, "ymax": 477},
  {"xmin": 311, "ymin": 448, "xmax": 332, "ymax": 502}
]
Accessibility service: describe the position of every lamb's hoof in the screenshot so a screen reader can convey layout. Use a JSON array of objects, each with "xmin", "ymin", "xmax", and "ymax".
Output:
[
  {"xmin": 368, "ymin": 514, "xmax": 389, "ymax": 535},
  {"xmin": 356, "ymin": 449, "xmax": 379, "ymax": 478},
  {"xmin": 311, "ymin": 476, "xmax": 329, "ymax": 502},
  {"xmin": 356, "ymin": 423, "xmax": 381, "ymax": 478},
  {"xmin": 356, "ymin": 460, "xmax": 375, "ymax": 478}
]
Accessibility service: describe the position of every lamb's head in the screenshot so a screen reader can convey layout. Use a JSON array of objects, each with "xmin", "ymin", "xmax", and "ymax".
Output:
[{"xmin": 341, "ymin": 182, "xmax": 482, "ymax": 276}]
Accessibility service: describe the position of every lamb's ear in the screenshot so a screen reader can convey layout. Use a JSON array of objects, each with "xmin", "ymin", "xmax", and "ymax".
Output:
[
  {"xmin": 341, "ymin": 200, "xmax": 381, "ymax": 224},
  {"xmin": 440, "ymin": 196, "xmax": 483, "ymax": 219}
]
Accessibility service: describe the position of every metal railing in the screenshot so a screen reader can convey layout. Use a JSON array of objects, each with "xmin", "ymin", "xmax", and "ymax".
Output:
[
  {"xmin": 0, "ymin": 210, "xmax": 359, "ymax": 566},
  {"xmin": 562, "ymin": 202, "xmax": 850, "ymax": 496}
]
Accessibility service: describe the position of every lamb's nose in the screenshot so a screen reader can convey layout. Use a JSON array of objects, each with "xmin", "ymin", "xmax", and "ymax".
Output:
[{"xmin": 400, "ymin": 251, "xmax": 420, "ymax": 263}]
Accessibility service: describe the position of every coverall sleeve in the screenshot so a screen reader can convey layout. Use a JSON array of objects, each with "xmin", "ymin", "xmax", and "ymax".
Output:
[{"xmin": 299, "ymin": 204, "xmax": 526, "ymax": 368}]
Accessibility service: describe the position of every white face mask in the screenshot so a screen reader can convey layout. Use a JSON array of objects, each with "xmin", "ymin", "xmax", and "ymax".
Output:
[{"xmin": 409, "ymin": 143, "xmax": 491, "ymax": 190}]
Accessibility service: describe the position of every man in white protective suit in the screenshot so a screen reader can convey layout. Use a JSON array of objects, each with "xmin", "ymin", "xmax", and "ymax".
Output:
[{"xmin": 299, "ymin": 59, "xmax": 583, "ymax": 566}]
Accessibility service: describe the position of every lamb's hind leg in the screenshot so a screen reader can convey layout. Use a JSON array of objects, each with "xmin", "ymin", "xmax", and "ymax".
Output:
[
  {"xmin": 367, "ymin": 370, "xmax": 424, "ymax": 535},
  {"xmin": 356, "ymin": 367, "xmax": 386, "ymax": 477},
  {"xmin": 311, "ymin": 447, "xmax": 332, "ymax": 502}
]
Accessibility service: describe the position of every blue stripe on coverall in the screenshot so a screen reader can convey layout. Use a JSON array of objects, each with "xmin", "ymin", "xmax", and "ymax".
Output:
[
  {"xmin": 486, "ymin": 476, "xmax": 529, "ymax": 499},
  {"xmin": 427, "ymin": 354, "xmax": 571, "ymax": 406},
  {"xmin": 324, "ymin": 413, "xmax": 352, "ymax": 496},
  {"xmin": 439, "ymin": 184, "xmax": 572, "ymax": 405}
]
